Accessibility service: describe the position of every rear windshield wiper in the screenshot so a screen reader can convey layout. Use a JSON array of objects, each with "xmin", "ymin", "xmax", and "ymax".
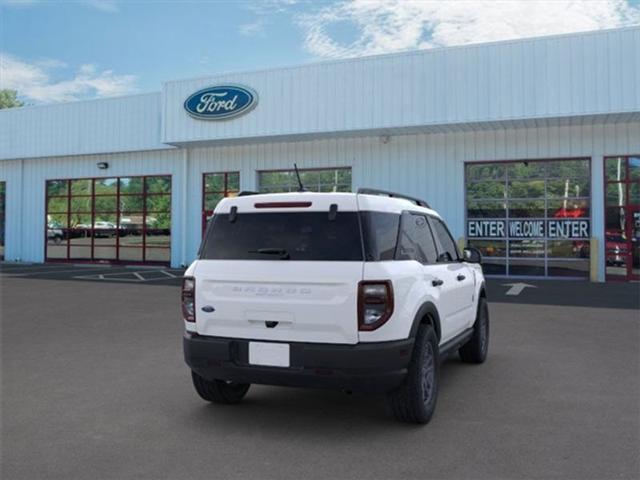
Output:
[{"xmin": 248, "ymin": 248, "xmax": 290, "ymax": 260}]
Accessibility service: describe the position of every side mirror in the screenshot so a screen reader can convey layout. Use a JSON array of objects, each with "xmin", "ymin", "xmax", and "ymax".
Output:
[{"xmin": 463, "ymin": 246, "xmax": 482, "ymax": 264}]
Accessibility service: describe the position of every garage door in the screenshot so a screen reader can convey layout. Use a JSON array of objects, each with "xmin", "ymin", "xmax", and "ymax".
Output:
[{"xmin": 46, "ymin": 176, "xmax": 171, "ymax": 264}]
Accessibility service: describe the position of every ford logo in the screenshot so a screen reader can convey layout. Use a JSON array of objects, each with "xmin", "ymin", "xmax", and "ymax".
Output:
[{"xmin": 184, "ymin": 85, "xmax": 258, "ymax": 120}]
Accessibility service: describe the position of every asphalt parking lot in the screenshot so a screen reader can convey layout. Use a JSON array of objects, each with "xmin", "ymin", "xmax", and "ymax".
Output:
[{"xmin": 1, "ymin": 264, "xmax": 639, "ymax": 479}]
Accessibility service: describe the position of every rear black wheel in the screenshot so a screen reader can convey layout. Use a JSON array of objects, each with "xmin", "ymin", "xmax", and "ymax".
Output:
[
  {"xmin": 191, "ymin": 371, "xmax": 250, "ymax": 404},
  {"xmin": 387, "ymin": 323, "xmax": 439, "ymax": 424},
  {"xmin": 459, "ymin": 296, "xmax": 489, "ymax": 364}
]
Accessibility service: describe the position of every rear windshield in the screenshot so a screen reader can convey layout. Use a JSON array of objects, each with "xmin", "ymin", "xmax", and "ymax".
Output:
[{"xmin": 200, "ymin": 212, "xmax": 364, "ymax": 261}]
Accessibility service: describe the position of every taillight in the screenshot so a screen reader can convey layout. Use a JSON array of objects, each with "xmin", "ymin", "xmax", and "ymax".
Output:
[
  {"xmin": 182, "ymin": 276, "xmax": 195, "ymax": 322},
  {"xmin": 358, "ymin": 281, "xmax": 394, "ymax": 331}
]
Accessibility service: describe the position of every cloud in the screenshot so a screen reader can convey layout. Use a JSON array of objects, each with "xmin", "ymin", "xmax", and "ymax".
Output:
[
  {"xmin": 298, "ymin": 0, "xmax": 640, "ymax": 58},
  {"xmin": 0, "ymin": 52, "xmax": 138, "ymax": 103},
  {"xmin": 239, "ymin": 20, "xmax": 266, "ymax": 36},
  {"xmin": 244, "ymin": 0, "xmax": 300, "ymax": 15}
]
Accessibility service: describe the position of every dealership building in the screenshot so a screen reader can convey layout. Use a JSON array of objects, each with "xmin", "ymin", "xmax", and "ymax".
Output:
[{"xmin": 1, "ymin": 27, "xmax": 639, "ymax": 281}]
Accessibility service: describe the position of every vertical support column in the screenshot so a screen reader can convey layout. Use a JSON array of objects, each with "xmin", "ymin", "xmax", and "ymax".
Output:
[
  {"xmin": 180, "ymin": 148, "xmax": 188, "ymax": 267},
  {"xmin": 241, "ymin": 161, "xmax": 257, "ymax": 192},
  {"xmin": 10, "ymin": 159, "xmax": 25, "ymax": 262},
  {"xmin": 591, "ymin": 155, "xmax": 605, "ymax": 282}
]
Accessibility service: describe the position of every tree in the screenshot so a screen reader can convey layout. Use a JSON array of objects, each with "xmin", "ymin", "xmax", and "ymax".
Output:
[{"xmin": 0, "ymin": 90, "xmax": 24, "ymax": 109}]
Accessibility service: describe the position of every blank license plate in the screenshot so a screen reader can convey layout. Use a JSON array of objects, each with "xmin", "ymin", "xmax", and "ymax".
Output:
[{"xmin": 248, "ymin": 342, "xmax": 290, "ymax": 368}]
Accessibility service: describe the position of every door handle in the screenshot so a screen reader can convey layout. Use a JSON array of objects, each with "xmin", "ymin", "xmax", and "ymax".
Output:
[
  {"xmin": 432, "ymin": 279, "xmax": 444, "ymax": 287},
  {"xmin": 457, "ymin": 274, "xmax": 466, "ymax": 281}
]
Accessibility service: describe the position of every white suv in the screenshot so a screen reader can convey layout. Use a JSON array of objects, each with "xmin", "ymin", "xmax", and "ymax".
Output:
[{"xmin": 182, "ymin": 188, "xmax": 489, "ymax": 424}]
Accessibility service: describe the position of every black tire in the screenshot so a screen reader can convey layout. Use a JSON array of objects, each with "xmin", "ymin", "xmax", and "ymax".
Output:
[
  {"xmin": 191, "ymin": 371, "xmax": 250, "ymax": 404},
  {"xmin": 459, "ymin": 296, "xmax": 489, "ymax": 364},
  {"xmin": 387, "ymin": 323, "xmax": 439, "ymax": 424}
]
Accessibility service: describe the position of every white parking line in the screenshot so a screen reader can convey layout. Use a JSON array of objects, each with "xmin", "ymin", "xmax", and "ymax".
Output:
[
  {"xmin": 1, "ymin": 267, "xmax": 116, "ymax": 276},
  {"xmin": 72, "ymin": 269, "xmax": 182, "ymax": 282}
]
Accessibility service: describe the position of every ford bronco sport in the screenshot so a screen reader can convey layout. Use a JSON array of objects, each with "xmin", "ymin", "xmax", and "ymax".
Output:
[{"xmin": 183, "ymin": 188, "xmax": 488, "ymax": 424}]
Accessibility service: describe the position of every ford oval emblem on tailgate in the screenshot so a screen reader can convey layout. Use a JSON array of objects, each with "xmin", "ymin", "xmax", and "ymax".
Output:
[{"xmin": 201, "ymin": 305, "xmax": 215, "ymax": 313}]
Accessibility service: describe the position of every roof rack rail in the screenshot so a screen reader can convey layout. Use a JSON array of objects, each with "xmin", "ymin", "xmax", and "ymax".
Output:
[
  {"xmin": 237, "ymin": 191, "xmax": 260, "ymax": 197},
  {"xmin": 357, "ymin": 188, "xmax": 430, "ymax": 208}
]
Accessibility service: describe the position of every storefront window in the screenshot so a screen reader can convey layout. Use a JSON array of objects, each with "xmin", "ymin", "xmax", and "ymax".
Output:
[
  {"xmin": 202, "ymin": 172, "xmax": 240, "ymax": 233},
  {"xmin": 465, "ymin": 159, "xmax": 591, "ymax": 277},
  {"xmin": 45, "ymin": 175, "xmax": 171, "ymax": 264},
  {"xmin": 258, "ymin": 167, "xmax": 351, "ymax": 193},
  {"xmin": 604, "ymin": 156, "xmax": 640, "ymax": 280}
]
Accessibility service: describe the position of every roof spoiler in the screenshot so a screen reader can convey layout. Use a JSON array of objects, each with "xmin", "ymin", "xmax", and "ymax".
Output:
[{"xmin": 357, "ymin": 188, "xmax": 430, "ymax": 208}]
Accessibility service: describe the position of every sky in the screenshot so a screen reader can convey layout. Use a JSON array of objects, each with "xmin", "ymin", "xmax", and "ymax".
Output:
[{"xmin": 1, "ymin": 0, "xmax": 639, "ymax": 105}]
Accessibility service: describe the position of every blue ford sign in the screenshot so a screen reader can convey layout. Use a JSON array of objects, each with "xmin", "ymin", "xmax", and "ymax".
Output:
[{"xmin": 184, "ymin": 85, "xmax": 258, "ymax": 120}]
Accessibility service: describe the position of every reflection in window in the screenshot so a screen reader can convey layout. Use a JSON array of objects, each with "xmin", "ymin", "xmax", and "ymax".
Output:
[
  {"xmin": 467, "ymin": 240, "xmax": 506, "ymax": 257},
  {"xmin": 467, "ymin": 200, "xmax": 507, "ymax": 218},
  {"xmin": 508, "ymin": 240, "xmax": 546, "ymax": 258},
  {"xmin": 258, "ymin": 168, "xmax": 351, "ymax": 193},
  {"xmin": 465, "ymin": 158, "xmax": 591, "ymax": 277},
  {"xmin": 606, "ymin": 183, "xmax": 626, "ymax": 206},
  {"xmin": 202, "ymin": 172, "xmax": 240, "ymax": 233},
  {"xmin": 508, "ymin": 200, "xmax": 546, "ymax": 218},
  {"xmin": 94, "ymin": 178, "xmax": 118, "ymax": 195},
  {"xmin": 466, "ymin": 181, "xmax": 506, "ymax": 200},
  {"xmin": 548, "ymin": 199, "xmax": 590, "ymax": 219},
  {"xmin": 465, "ymin": 164, "xmax": 506, "ymax": 181},
  {"xmin": 548, "ymin": 240, "xmax": 590, "ymax": 259},
  {"xmin": 546, "ymin": 179, "xmax": 590, "ymax": 198},
  {"xmin": 508, "ymin": 180, "xmax": 545, "ymax": 198},
  {"xmin": 45, "ymin": 176, "xmax": 171, "ymax": 264},
  {"xmin": 604, "ymin": 156, "xmax": 640, "ymax": 280},
  {"xmin": 605, "ymin": 157, "xmax": 626, "ymax": 181},
  {"xmin": 630, "ymin": 157, "xmax": 640, "ymax": 180}
]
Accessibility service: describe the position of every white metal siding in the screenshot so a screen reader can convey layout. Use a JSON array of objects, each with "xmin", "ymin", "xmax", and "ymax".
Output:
[
  {"xmin": 1, "ymin": 124, "xmax": 638, "ymax": 279},
  {"xmin": 0, "ymin": 149, "xmax": 185, "ymax": 265},
  {"xmin": 163, "ymin": 28, "xmax": 640, "ymax": 145},
  {"xmin": 180, "ymin": 121, "xmax": 639, "ymax": 280},
  {"xmin": 0, "ymin": 93, "xmax": 170, "ymax": 161},
  {"xmin": 0, "ymin": 160, "xmax": 23, "ymax": 261}
]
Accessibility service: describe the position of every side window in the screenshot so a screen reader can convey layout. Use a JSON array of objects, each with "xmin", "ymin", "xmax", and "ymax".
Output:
[
  {"xmin": 431, "ymin": 217, "xmax": 459, "ymax": 262},
  {"xmin": 396, "ymin": 212, "xmax": 438, "ymax": 264},
  {"xmin": 361, "ymin": 211, "xmax": 400, "ymax": 261}
]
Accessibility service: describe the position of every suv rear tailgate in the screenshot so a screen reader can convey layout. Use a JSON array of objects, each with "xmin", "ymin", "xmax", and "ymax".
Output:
[
  {"xmin": 194, "ymin": 193, "xmax": 364, "ymax": 345},
  {"xmin": 194, "ymin": 260, "xmax": 361, "ymax": 344}
]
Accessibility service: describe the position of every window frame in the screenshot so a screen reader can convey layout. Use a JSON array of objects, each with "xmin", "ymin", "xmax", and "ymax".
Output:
[
  {"xmin": 464, "ymin": 157, "xmax": 592, "ymax": 278},
  {"xmin": 201, "ymin": 171, "xmax": 240, "ymax": 234},
  {"xmin": 256, "ymin": 167, "xmax": 352, "ymax": 193},
  {"xmin": 603, "ymin": 155, "xmax": 640, "ymax": 281},
  {"xmin": 394, "ymin": 211, "xmax": 439, "ymax": 265},
  {"xmin": 44, "ymin": 175, "xmax": 171, "ymax": 265},
  {"xmin": 428, "ymin": 215, "xmax": 461, "ymax": 263}
]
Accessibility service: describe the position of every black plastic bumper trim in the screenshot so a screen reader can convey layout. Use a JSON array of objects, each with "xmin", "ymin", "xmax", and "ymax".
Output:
[{"xmin": 184, "ymin": 333, "xmax": 415, "ymax": 393}]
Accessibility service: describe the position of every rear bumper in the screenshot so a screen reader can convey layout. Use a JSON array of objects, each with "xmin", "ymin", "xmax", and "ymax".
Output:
[{"xmin": 184, "ymin": 332, "xmax": 414, "ymax": 393}]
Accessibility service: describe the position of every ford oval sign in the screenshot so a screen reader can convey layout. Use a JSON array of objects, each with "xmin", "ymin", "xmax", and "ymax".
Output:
[{"xmin": 184, "ymin": 85, "xmax": 258, "ymax": 120}]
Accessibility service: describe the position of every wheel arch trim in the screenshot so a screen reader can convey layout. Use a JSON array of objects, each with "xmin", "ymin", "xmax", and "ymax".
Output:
[{"xmin": 408, "ymin": 302, "xmax": 442, "ymax": 342}]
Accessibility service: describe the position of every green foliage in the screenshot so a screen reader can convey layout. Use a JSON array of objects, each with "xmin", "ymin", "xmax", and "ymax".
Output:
[{"xmin": 0, "ymin": 90, "xmax": 24, "ymax": 109}]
